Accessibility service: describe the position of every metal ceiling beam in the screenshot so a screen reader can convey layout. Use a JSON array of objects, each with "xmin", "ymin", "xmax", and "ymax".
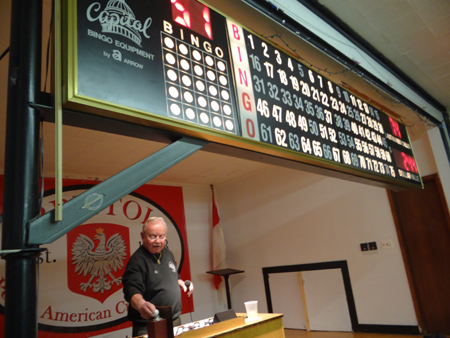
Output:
[{"xmin": 27, "ymin": 136, "xmax": 207, "ymax": 245}]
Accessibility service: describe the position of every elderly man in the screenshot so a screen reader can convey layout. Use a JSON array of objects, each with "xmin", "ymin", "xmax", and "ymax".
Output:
[{"xmin": 122, "ymin": 216, "xmax": 193, "ymax": 337}]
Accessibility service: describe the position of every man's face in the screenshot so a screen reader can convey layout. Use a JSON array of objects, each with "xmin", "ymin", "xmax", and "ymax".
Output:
[{"xmin": 141, "ymin": 221, "xmax": 167, "ymax": 254}]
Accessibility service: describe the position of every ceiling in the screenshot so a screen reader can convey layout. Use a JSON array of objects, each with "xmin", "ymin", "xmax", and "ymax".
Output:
[
  {"xmin": 315, "ymin": 0, "xmax": 450, "ymax": 122},
  {"xmin": 0, "ymin": 0, "xmax": 449, "ymax": 187}
]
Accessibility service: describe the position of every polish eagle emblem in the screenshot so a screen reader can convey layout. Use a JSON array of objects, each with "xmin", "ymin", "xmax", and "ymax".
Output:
[{"xmin": 71, "ymin": 228, "xmax": 127, "ymax": 294}]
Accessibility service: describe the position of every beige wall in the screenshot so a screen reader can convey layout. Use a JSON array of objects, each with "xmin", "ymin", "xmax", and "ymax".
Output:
[
  {"xmin": 428, "ymin": 127, "xmax": 450, "ymax": 211},
  {"xmin": 203, "ymin": 125, "xmax": 449, "ymax": 330},
  {"xmin": 215, "ymin": 167, "xmax": 417, "ymax": 329}
]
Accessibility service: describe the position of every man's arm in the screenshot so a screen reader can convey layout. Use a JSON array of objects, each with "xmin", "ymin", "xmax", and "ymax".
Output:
[
  {"xmin": 122, "ymin": 250, "xmax": 157, "ymax": 319},
  {"xmin": 130, "ymin": 293, "xmax": 157, "ymax": 320}
]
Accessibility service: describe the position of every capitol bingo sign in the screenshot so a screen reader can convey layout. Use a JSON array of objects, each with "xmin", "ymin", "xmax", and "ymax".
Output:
[{"xmin": 62, "ymin": 0, "xmax": 422, "ymax": 189}]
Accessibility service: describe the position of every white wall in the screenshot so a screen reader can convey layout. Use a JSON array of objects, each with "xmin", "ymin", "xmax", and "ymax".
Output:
[
  {"xmin": 179, "ymin": 184, "xmax": 230, "ymax": 323},
  {"xmin": 214, "ymin": 168, "xmax": 418, "ymax": 329},
  {"xmin": 412, "ymin": 131, "xmax": 438, "ymax": 176},
  {"xmin": 203, "ymin": 125, "xmax": 450, "ymax": 331},
  {"xmin": 428, "ymin": 127, "xmax": 450, "ymax": 210}
]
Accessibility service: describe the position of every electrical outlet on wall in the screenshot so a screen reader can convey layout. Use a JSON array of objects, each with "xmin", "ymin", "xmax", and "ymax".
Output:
[{"xmin": 381, "ymin": 240, "xmax": 394, "ymax": 248}]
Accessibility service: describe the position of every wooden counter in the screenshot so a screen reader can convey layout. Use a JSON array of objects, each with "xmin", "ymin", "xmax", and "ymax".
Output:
[{"xmin": 178, "ymin": 313, "xmax": 285, "ymax": 338}]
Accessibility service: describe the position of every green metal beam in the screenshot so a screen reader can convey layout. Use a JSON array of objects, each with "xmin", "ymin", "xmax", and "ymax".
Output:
[{"xmin": 28, "ymin": 136, "xmax": 207, "ymax": 245}]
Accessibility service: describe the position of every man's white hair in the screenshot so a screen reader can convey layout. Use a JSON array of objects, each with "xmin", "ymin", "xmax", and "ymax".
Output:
[{"xmin": 142, "ymin": 216, "xmax": 167, "ymax": 232}]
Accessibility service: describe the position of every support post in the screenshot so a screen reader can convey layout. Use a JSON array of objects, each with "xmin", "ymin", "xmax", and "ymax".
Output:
[
  {"xmin": 298, "ymin": 272, "xmax": 311, "ymax": 331},
  {"xmin": 206, "ymin": 269, "xmax": 244, "ymax": 310},
  {"xmin": 1, "ymin": 0, "xmax": 43, "ymax": 337}
]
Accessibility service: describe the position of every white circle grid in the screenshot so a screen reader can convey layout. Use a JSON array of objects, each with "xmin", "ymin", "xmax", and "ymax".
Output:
[{"xmin": 161, "ymin": 32, "xmax": 237, "ymax": 134}]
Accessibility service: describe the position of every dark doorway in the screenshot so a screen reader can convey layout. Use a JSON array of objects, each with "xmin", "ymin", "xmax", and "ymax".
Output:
[{"xmin": 389, "ymin": 174, "xmax": 450, "ymax": 335}]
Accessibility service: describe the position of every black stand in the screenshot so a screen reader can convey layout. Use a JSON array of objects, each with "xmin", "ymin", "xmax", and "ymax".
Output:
[{"xmin": 207, "ymin": 268, "xmax": 244, "ymax": 309}]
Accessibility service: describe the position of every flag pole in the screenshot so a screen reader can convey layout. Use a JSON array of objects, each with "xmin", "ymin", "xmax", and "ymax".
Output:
[{"xmin": 210, "ymin": 184, "xmax": 226, "ymax": 289}]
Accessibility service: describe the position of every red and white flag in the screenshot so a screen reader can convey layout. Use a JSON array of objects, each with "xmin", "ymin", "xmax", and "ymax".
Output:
[{"xmin": 212, "ymin": 191, "xmax": 226, "ymax": 289}]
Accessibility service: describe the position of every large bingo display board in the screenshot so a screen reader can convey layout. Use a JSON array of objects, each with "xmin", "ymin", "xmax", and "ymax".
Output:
[{"xmin": 63, "ymin": 0, "xmax": 422, "ymax": 188}]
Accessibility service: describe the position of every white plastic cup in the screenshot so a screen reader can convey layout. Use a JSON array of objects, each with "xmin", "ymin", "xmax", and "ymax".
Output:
[{"xmin": 244, "ymin": 300, "xmax": 258, "ymax": 319}]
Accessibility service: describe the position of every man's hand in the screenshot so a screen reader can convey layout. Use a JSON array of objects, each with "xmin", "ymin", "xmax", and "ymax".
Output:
[
  {"xmin": 130, "ymin": 294, "xmax": 157, "ymax": 320},
  {"xmin": 178, "ymin": 279, "xmax": 194, "ymax": 297}
]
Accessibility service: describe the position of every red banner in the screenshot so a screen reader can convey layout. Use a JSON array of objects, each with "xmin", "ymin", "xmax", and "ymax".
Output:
[{"xmin": 0, "ymin": 176, "xmax": 192, "ymax": 337}]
